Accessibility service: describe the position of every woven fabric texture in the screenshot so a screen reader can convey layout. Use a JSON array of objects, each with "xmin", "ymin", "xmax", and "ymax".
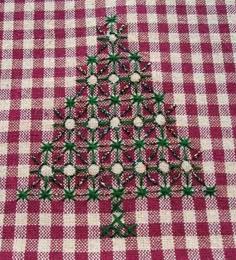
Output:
[{"xmin": 0, "ymin": 0, "xmax": 236, "ymax": 259}]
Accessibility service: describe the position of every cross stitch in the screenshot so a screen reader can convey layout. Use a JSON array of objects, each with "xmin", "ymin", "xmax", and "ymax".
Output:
[{"xmin": 17, "ymin": 15, "xmax": 216, "ymax": 238}]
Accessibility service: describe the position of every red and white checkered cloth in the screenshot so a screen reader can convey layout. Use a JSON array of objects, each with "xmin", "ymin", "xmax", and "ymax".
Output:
[{"xmin": 0, "ymin": 0, "xmax": 236, "ymax": 259}]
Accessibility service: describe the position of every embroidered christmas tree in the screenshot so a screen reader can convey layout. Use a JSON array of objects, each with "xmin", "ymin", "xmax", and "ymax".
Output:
[{"xmin": 17, "ymin": 16, "xmax": 216, "ymax": 238}]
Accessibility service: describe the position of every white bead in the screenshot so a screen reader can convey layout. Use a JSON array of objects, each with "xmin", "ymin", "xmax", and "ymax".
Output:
[
  {"xmin": 41, "ymin": 165, "xmax": 53, "ymax": 177},
  {"xmin": 65, "ymin": 118, "xmax": 75, "ymax": 130},
  {"xmin": 88, "ymin": 164, "xmax": 100, "ymax": 176},
  {"xmin": 88, "ymin": 117, "xmax": 99, "ymax": 129},
  {"xmin": 64, "ymin": 165, "xmax": 76, "ymax": 176},
  {"xmin": 181, "ymin": 161, "xmax": 193, "ymax": 172},
  {"xmin": 135, "ymin": 162, "xmax": 146, "ymax": 174},
  {"xmin": 155, "ymin": 114, "xmax": 166, "ymax": 126},
  {"xmin": 133, "ymin": 116, "xmax": 143, "ymax": 128},
  {"xmin": 130, "ymin": 72, "xmax": 141, "ymax": 83},
  {"xmin": 109, "ymin": 74, "xmax": 119, "ymax": 83},
  {"xmin": 109, "ymin": 34, "xmax": 117, "ymax": 43},
  {"xmin": 159, "ymin": 161, "xmax": 170, "ymax": 173},
  {"xmin": 87, "ymin": 75, "xmax": 97, "ymax": 85},
  {"xmin": 111, "ymin": 163, "xmax": 123, "ymax": 175},
  {"xmin": 110, "ymin": 117, "xmax": 120, "ymax": 128}
]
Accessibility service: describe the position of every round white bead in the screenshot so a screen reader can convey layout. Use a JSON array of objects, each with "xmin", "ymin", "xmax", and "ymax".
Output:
[
  {"xmin": 64, "ymin": 165, "xmax": 76, "ymax": 176},
  {"xmin": 155, "ymin": 114, "xmax": 166, "ymax": 126},
  {"xmin": 109, "ymin": 74, "xmax": 119, "ymax": 83},
  {"xmin": 159, "ymin": 161, "xmax": 170, "ymax": 173},
  {"xmin": 88, "ymin": 117, "xmax": 99, "ymax": 129},
  {"xmin": 41, "ymin": 165, "xmax": 53, "ymax": 177},
  {"xmin": 130, "ymin": 72, "xmax": 141, "ymax": 83},
  {"xmin": 135, "ymin": 162, "xmax": 146, "ymax": 174},
  {"xmin": 133, "ymin": 116, "xmax": 143, "ymax": 128},
  {"xmin": 88, "ymin": 164, "xmax": 100, "ymax": 176},
  {"xmin": 181, "ymin": 161, "xmax": 193, "ymax": 172},
  {"xmin": 87, "ymin": 75, "xmax": 97, "ymax": 85},
  {"xmin": 111, "ymin": 163, "xmax": 123, "ymax": 175},
  {"xmin": 109, "ymin": 34, "xmax": 117, "ymax": 43},
  {"xmin": 65, "ymin": 118, "xmax": 76, "ymax": 130},
  {"xmin": 110, "ymin": 117, "xmax": 120, "ymax": 129}
]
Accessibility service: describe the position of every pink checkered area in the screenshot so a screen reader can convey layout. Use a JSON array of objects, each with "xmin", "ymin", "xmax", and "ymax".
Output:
[{"xmin": 0, "ymin": 0, "xmax": 236, "ymax": 259}]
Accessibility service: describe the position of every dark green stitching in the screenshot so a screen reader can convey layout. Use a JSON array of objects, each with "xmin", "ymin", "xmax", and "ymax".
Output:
[
  {"xmin": 204, "ymin": 185, "xmax": 216, "ymax": 197},
  {"xmin": 39, "ymin": 187, "xmax": 52, "ymax": 201},
  {"xmin": 17, "ymin": 15, "xmax": 216, "ymax": 238}
]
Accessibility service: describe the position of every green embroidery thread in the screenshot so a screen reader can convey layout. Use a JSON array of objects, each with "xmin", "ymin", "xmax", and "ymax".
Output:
[{"xmin": 17, "ymin": 16, "xmax": 216, "ymax": 238}]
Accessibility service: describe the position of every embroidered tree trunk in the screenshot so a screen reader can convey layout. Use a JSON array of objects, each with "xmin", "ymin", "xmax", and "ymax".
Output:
[
  {"xmin": 100, "ymin": 174, "xmax": 136, "ymax": 238},
  {"xmin": 17, "ymin": 16, "xmax": 216, "ymax": 238}
]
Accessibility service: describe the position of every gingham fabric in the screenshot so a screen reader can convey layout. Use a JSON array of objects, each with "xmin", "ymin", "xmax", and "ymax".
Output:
[{"xmin": 0, "ymin": 0, "xmax": 236, "ymax": 259}]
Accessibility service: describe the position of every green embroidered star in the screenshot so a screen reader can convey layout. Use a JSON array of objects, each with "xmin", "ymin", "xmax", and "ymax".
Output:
[
  {"xmin": 87, "ymin": 55, "xmax": 98, "ymax": 65},
  {"xmin": 41, "ymin": 142, "xmax": 53, "ymax": 153},
  {"xmin": 39, "ymin": 188, "xmax": 52, "ymax": 201},
  {"xmin": 204, "ymin": 186, "xmax": 216, "ymax": 197},
  {"xmin": 132, "ymin": 93, "xmax": 144, "ymax": 104},
  {"xmin": 182, "ymin": 186, "xmax": 194, "ymax": 197},
  {"xmin": 129, "ymin": 52, "xmax": 141, "ymax": 62},
  {"xmin": 134, "ymin": 139, "xmax": 145, "ymax": 150},
  {"xmin": 106, "ymin": 15, "xmax": 117, "ymax": 24},
  {"xmin": 64, "ymin": 142, "xmax": 75, "ymax": 153},
  {"xmin": 111, "ymin": 140, "xmax": 122, "ymax": 150},
  {"xmin": 87, "ymin": 188, "xmax": 99, "ymax": 201},
  {"xmin": 112, "ymin": 188, "xmax": 124, "ymax": 200},
  {"xmin": 17, "ymin": 189, "xmax": 29, "ymax": 201},
  {"xmin": 136, "ymin": 186, "xmax": 148, "ymax": 199},
  {"xmin": 157, "ymin": 137, "xmax": 169, "ymax": 148},
  {"xmin": 108, "ymin": 53, "xmax": 120, "ymax": 63},
  {"xmin": 110, "ymin": 95, "xmax": 120, "ymax": 105},
  {"xmin": 87, "ymin": 141, "xmax": 98, "ymax": 152},
  {"xmin": 65, "ymin": 97, "xmax": 76, "ymax": 109},
  {"xmin": 63, "ymin": 189, "xmax": 75, "ymax": 201},
  {"xmin": 154, "ymin": 93, "xmax": 165, "ymax": 104},
  {"xmin": 159, "ymin": 185, "xmax": 172, "ymax": 198},
  {"xmin": 179, "ymin": 138, "xmax": 191, "ymax": 149},
  {"xmin": 89, "ymin": 95, "xmax": 98, "ymax": 105}
]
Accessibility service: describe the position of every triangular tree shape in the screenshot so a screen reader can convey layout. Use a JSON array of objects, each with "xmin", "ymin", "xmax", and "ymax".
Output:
[{"xmin": 18, "ymin": 16, "xmax": 216, "ymax": 238}]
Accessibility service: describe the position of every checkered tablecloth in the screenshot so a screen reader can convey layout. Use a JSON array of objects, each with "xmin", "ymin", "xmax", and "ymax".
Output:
[{"xmin": 0, "ymin": 0, "xmax": 236, "ymax": 259}]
